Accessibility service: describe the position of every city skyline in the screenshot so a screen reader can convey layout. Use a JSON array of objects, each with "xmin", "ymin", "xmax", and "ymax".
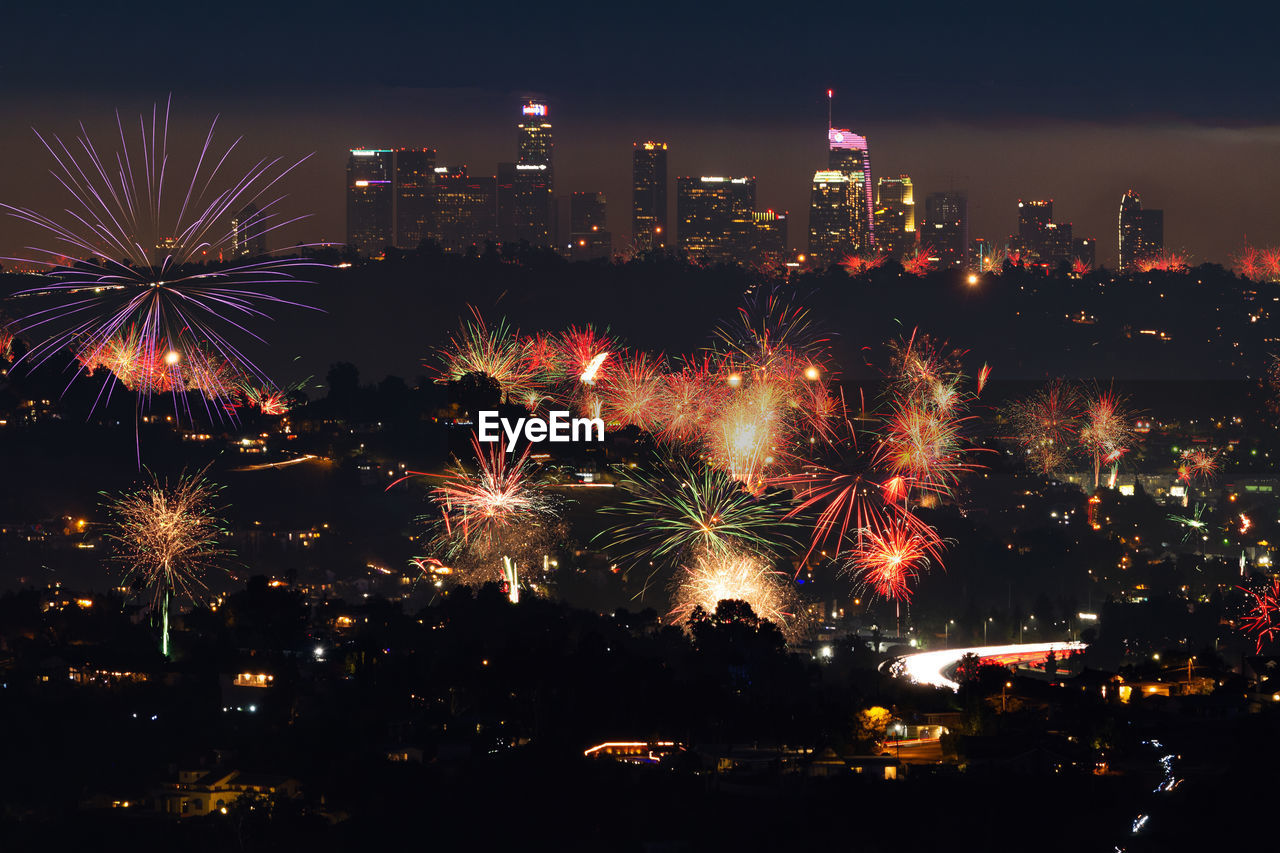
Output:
[{"xmin": 4, "ymin": 92, "xmax": 1280, "ymax": 267}]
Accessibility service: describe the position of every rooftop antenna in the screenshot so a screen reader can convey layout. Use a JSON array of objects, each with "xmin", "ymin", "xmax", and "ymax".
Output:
[{"xmin": 827, "ymin": 89, "xmax": 833, "ymax": 132}]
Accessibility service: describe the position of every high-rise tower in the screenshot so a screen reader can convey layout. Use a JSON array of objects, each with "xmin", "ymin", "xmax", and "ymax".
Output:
[
  {"xmin": 394, "ymin": 147, "xmax": 437, "ymax": 249},
  {"xmin": 632, "ymin": 141, "xmax": 668, "ymax": 252},
  {"xmin": 1118, "ymin": 190, "xmax": 1163, "ymax": 271},
  {"xmin": 512, "ymin": 101, "xmax": 554, "ymax": 245},
  {"xmin": 346, "ymin": 148, "xmax": 394, "ymax": 258}
]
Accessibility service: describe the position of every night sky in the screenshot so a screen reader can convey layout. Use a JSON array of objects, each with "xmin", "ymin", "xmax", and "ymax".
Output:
[{"xmin": 3, "ymin": 1, "xmax": 1280, "ymax": 265}]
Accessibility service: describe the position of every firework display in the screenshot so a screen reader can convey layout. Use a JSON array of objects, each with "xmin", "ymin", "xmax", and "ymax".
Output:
[
  {"xmin": 423, "ymin": 298, "xmax": 991, "ymax": 634},
  {"xmin": 600, "ymin": 457, "xmax": 800, "ymax": 572},
  {"xmin": 843, "ymin": 515, "xmax": 934, "ymax": 603},
  {"xmin": 105, "ymin": 467, "xmax": 230, "ymax": 657},
  {"xmin": 668, "ymin": 548, "xmax": 804, "ymax": 639},
  {"xmin": 1079, "ymin": 388, "xmax": 1136, "ymax": 489},
  {"xmin": 1, "ymin": 99, "xmax": 319, "ymax": 414},
  {"xmin": 840, "ymin": 253, "xmax": 887, "ymax": 275},
  {"xmin": 1177, "ymin": 448, "xmax": 1220, "ymax": 485},
  {"xmin": 1235, "ymin": 244, "xmax": 1280, "ymax": 282},
  {"xmin": 1134, "ymin": 253, "xmax": 1189, "ymax": 273},
  {"xmin": 1239, "ymin": 578, "xmax": 1280, "ymax": 653},
  {"xmin": 1004, "ymin": 378, "xmax": 1083, "ymax": 476}
]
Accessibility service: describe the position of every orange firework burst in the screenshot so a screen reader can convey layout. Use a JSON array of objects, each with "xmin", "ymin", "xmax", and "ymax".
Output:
[
  {"xmin": 1134, "ymin": 253, "xmax": 1189, "ymax": 273},
  {"xmin": 843, "ymin": 516, "xmax": 936, "ymax": 603},
  {"xmin": 423, "ymin": 435, "xmax": 558, "ymax": 554},
  {"xmin": 1240, "ymin": 578, "xmax": 1280, "ymax": 653},
  {"xmin": 977, "ymin": 363, "xmax": 992, "ymax": 395},
  {"xmin": 707, "ymin": 380, "xmax": 790, "ymax": 493},
  {"xmin": 879, "ymin": 399, "xmax": 970, "ymax": 496},
  {"xmin": 1177, "ymin": 448, "xmax": 1220, "ymax": 485},
  {"xmin": 980, "ymin": 249, "xmax": 1008, "ymax": 273},
  {"xmin": 1004, "ymin": 378, "xmax": 1082, "ymax": 476},
  {"xmin": 840, "ymin": 253, "xmax": 887, "ymax": 275},
  {"xmin": 599, "ymin": 351, "xmax": 666, "ymax": 430},
  {"xmin": 436, "ymin": 308, "xmax": 545, "ymax": 407},
  {"xmin": 668, "ymin": 548, "xmax": 804, "ymax": 639}
]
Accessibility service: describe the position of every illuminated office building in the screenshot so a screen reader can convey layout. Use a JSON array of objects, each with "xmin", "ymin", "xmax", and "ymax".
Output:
[
  {"xmin": 345, "ymin": 148, "xmax": 394, "ymax": 257},
  {"xmin": 808, "ymin": 170, "xmax": 863, "ymax": 265},
  {"xmin": 394, "ymin": 147, "xmax": 437, "ymax": 249},
  {"xmin": 828, "ymin": 127, "xmax": 874, "ymax": 247},
  {"xmin": 1118, "ymin": 190, "xmax": 1163, "ymax": 271},
  {"xmin": 511, "ymin": 101, "xmax": 554, "ymax": 245},
  {"xmin": 427, "ymin": 166, "xmax": 497, "ymax": 253},
  {"xmin": 874, "ymin": 175, "xmax": 915, "ymax": 259},
  {"xmin": 676, "ymin": 176, "xmax": 756, "ymax": 265},
  {"xmin": 632, "ymin": 141, "xmax": 668, "ymax": 252}
]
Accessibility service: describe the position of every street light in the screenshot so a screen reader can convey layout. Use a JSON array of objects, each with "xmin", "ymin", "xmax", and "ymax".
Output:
[
  {"xmin": 985, "ymin": 617, "xmax": 993, "ymax": 644},
  {"xmin": 1002, "ymin": 681, "xmax": 1012, "ymax": 712},
  {"xmin": 945, "ymin": 619, "xmax": 955, "ymax": 647}
]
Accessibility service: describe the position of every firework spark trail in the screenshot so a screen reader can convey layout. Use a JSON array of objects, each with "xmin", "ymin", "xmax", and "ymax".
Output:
[
  {"xmin": 1239, "ymin": 578, "xmax": 1280, "ymax": 653},
  {"xmin": 1004, "ymin": 378, "xmax": 1083, "ymax": 476},
  {"xmin": 668, "ymin": 547, "xmax": 804, "ymax": 639},
  {"xmin": 1071, "ymin": 257, "xmax": 1092, "ymax": 275},
  {"xmin": 1168, "ymin": 504, "xmax": 1208, "ymax": 544},
  {"xmin": 2, "ymin": 98, "xmax": 322, "ymax": 417},
  {"xmin": 105, "ymin": 467, "xmax": 230, "ymax": 656}
]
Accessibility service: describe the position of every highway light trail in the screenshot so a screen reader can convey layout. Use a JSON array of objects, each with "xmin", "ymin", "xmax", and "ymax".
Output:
[{"xmin": 890, "ymin": 641, "xmax": 1088, "ymax": 690}]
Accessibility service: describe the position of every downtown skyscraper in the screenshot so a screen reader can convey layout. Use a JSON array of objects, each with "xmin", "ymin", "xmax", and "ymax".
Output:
[
  {"xmin": 632, "ymin": 141, "xmax": 668, "ymax": 253},
  {"xmin": 874, "ymin": 175, "xmax": 916, "ymax": 260},
  {"xmin": 1118, "ymin": 189, "xmax": 1164, "ymax": 271},
  {"xmin": 394, "ymin": 147, "xmax": 437, "ymax": 250},
  {"xmin": 508, "ymin": 100, "xmax": 554, "ymax": 245},
  {"xmin": 345, "ymin": 148, "xmax": 394, "ymax": 258},
  {"xmin": 827, "ymin": 126, "xmax": 874, "ymax": 248}
]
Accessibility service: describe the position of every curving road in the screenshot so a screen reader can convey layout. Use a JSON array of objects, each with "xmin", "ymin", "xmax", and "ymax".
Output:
[{"xmin": 890, "ymin": 641, "xmax": 1088, "ymax": 690}]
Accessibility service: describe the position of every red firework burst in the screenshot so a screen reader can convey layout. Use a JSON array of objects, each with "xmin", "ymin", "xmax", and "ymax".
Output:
[
  {"xmin": 841, "ymin": 253, "xmax": 887, "ymax": 275},
  {"xmin": 1071, "ymin": 257, "xmax": 1091, "ymax": 275},
  {"xmin": 1134, "ymin": 253, "xmax": 1189, "ymax": 273},
  {"xmin": 1177, "ymin": 448, "xmax": 1220, "ymax": 484},
  {"xmin": 902, "ymin": 247, "xmax": 934, "ymax": 276},
  {"xmin": 1240, "ymin": 578, "xmax": 1280, "ymax": 653},
  {"xmin": 843, "ymin": 516, "xmax": 937, "ymax": 603},
  {"xmin": 599, "ymin": 351, "xmax": 666, "ymax": 430}
]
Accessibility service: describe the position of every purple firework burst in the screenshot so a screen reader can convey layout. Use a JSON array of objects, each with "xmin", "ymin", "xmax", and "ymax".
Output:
[{"xmin": 1, "ymin": 96, "xmax": 323, "ymax": 419}]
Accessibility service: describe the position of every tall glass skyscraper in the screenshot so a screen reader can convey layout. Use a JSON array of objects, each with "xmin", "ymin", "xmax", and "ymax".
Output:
[
  {"xmin": 512, "ymin": 101, "xmax": 554, "ymax": 245},
  {"xmin": 1118, "ymin": 190, "xmax": 1163, "ymax": 271},
  {"xmin": 394, "ymin": 147, "xmax": 437, "ymax": 250},
  {"xmin": 632, "ymin": 141, "xmax": 668, "ymax": 252},
  {"xmin": 828, "ymin": 127, "xmax": 874, "ymax": 249},
  {"xmin": 345, "ymin": 148, "xmax": 394, "ymax": 258}
]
